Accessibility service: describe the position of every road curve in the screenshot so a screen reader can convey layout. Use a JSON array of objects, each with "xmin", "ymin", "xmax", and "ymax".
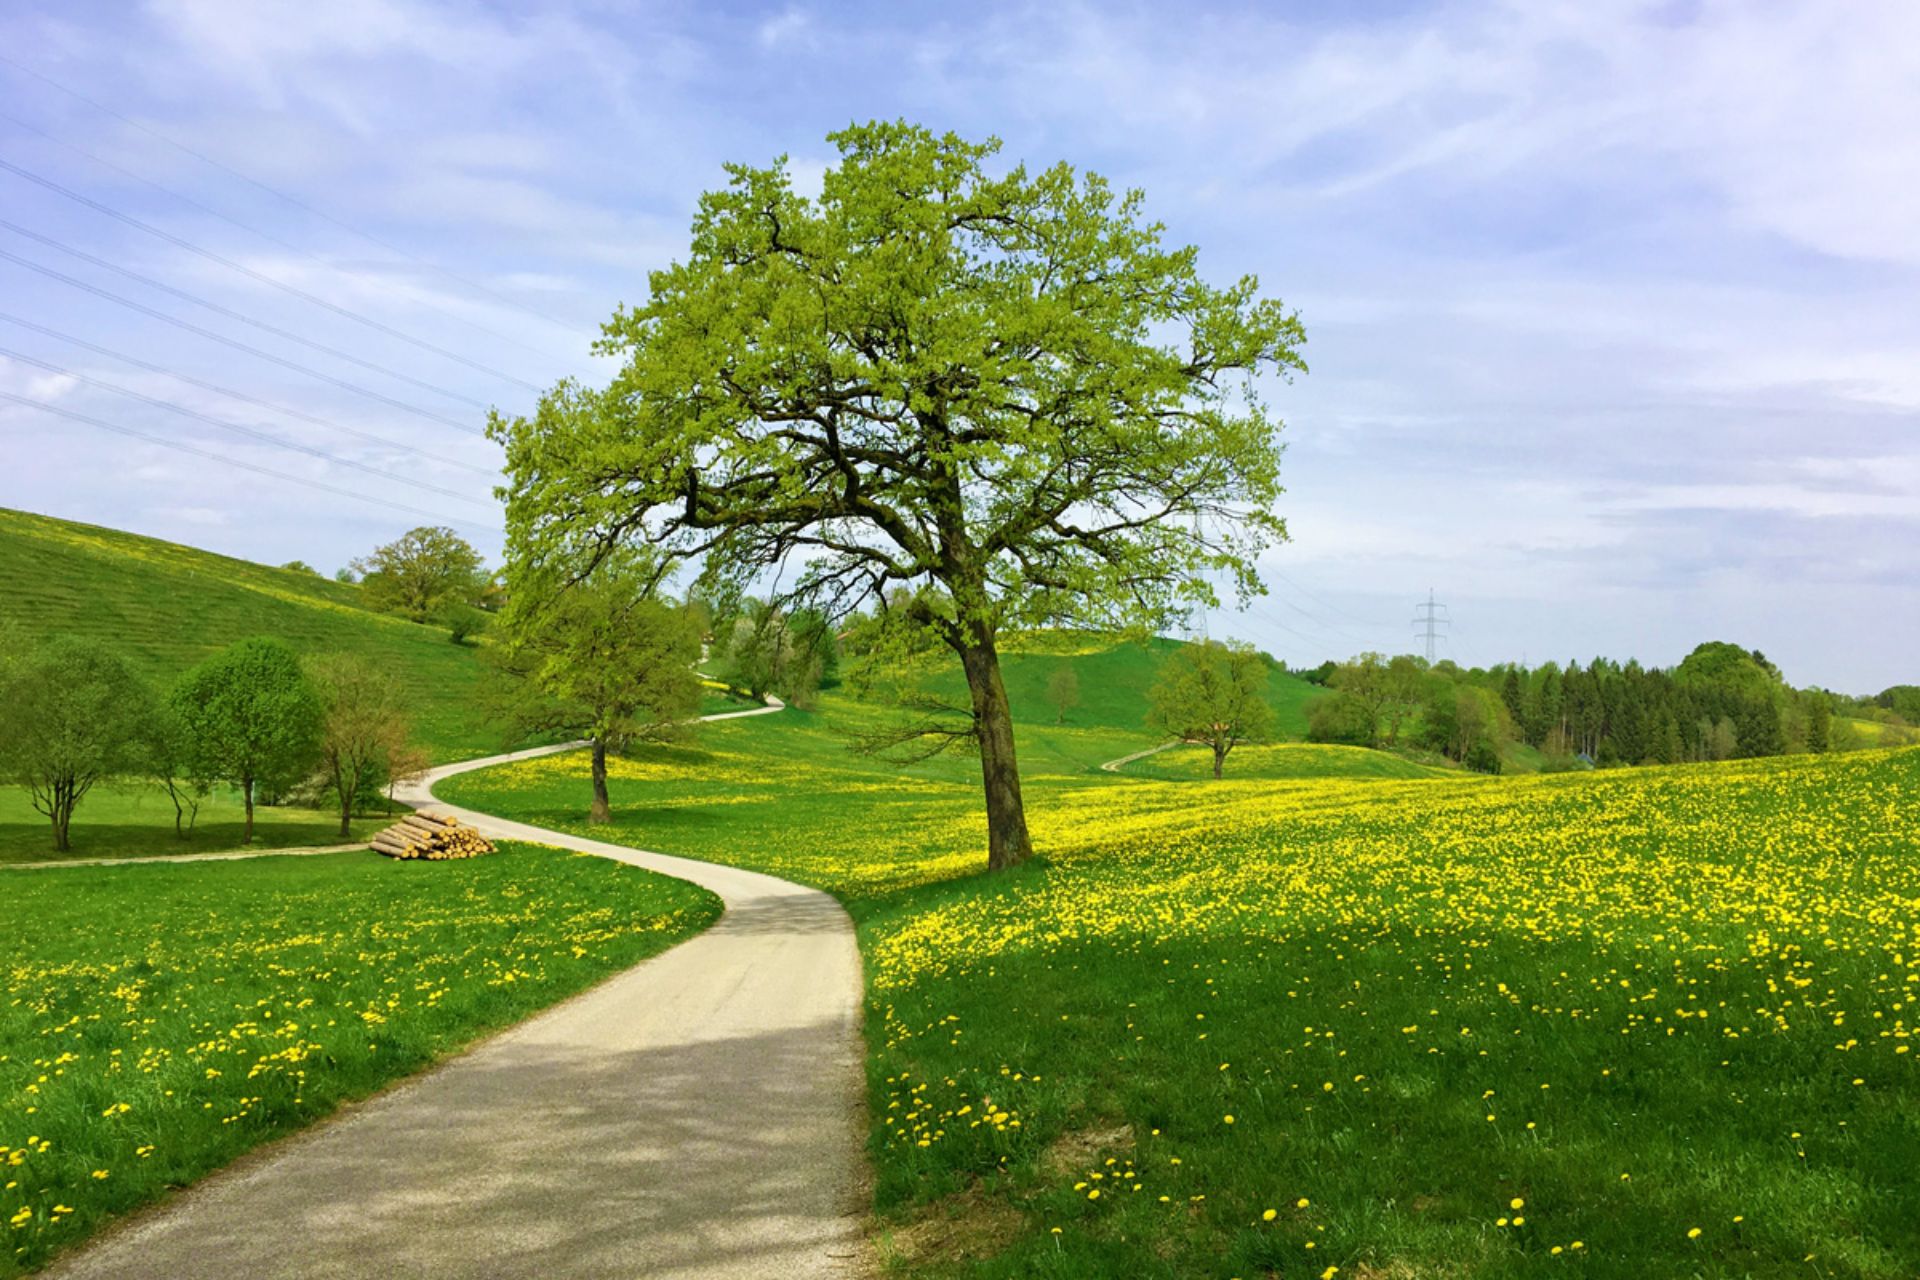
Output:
[{"xmin": 50, "ymin": 697, "xmax": 872, "ymax": 1280}]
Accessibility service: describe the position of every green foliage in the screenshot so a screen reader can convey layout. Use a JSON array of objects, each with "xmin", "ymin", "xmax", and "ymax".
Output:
[
  {"xmin": 1808, "ymin": 696, "xmax": 1832, "ymax": 752},
  {"xmin": 434, "ymin": 600, "xmax": 488, "ymax": 646},
  {"xmin": 1304, "ymin": 689, "xmax": 1375, "ymax": 745},
  {"xmin": 489, "ymin": 550, "xmax": 703, "ymax": 821},
  {"xmin": 712, "ymin": 601, "xmax": 837, "ymax": 706},
  {"xmin": 490, "ymin": 554, "xmax": 703, "ymax": 751},
  {"xmin": 490, "ymin": 121, "xmax": 1305, "ymax": 867},
  {"xmin": 1418, "ymin": 683, "xmax": 1508, "ymax": 765},
  {"xmin": 352, "ymin": 525, "xmax": 487, "ymax": 623},
  {"xmin": 1145, "ymin": 640, "xmax": 1275, "ymax": 777},
  {"xmin": 1675, "ymin": 641, "xmax": 1784, "ymax": 702},
  {"xmin": 492, "ymin": 121, "xmax": 1303, "ymax": 637},
  {"xmin": 0, "ymin": 637, "xmax": 153, "ymax": 851},
  {"xmin": 168, "ymin": 637, "xmax": 323, "ymax": 843},
  {"xmin": 0, "ymin": 508, "xmax": 495, "ymax": 762},
  {"xmin": 1327, "ymin": 652, "xmax": 1425, "ymax": 747},
  {"xmin": 1877, "ymin": 684, "xmax": 1920, "ymax": 722},
  {"xmin": 309, "ymin": 652, "xmax": 414, "ymax": 839}
]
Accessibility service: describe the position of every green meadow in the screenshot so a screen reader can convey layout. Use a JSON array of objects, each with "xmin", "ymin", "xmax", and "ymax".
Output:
[
  {"xmin": 444, "ymin": 699, "xmax": 1920, "ymax": 1279},
  {"xmin": 0, "ymin": 844, "xmax": 719, "ymax": 1277}
]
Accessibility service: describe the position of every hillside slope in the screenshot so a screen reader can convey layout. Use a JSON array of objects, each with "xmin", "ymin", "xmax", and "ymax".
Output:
[
  {"xmin": 918, "ymin": 633, "xmax": 1324, "ymax": 738},
  {"xmin": 0, "ymin": 508, "xmax": 494, "ymax": 761}
]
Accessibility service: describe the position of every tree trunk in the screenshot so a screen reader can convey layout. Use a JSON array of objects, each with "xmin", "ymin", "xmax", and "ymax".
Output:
[
  {"xmin": 958, "ymin": 638, "xmax": 1033, "ymax": 871},
  {"xmin": 589, "ymin": 738, "xmax": 612, "ymax": 825},
  {"xmin": 334, "ymin": 759, "xmax": 354, "ymax": 838},
  {"xmin": 1213, "ymin": 741, "xmax": 1226, "ymax": 780},
  {"xmin": 243, "ymin": 775, "xmax": 256, "ymax": 845},
  {"xmin": 50, "ymin": 782, "xmax": 72, "ymax": 852}
]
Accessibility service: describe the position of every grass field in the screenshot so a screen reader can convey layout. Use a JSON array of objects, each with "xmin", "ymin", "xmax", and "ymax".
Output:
[
  {"xmin": 0, "ymin": 844, "xmax": 720, "ymax": 1276},
  {"xmin": 0, "ymin": 783, "xmax": 390, "ymax": 864},
  {"xmin": 444, "ymin": 699, "xmax": 1920, "ymax": 1279},
  {"xmin": 1121, "ymin": 741, "xmax": 1454, "ymax": 783},
  {"xmin": 0, "ymin": 508, "xmax": 497, "ymax": 762}
]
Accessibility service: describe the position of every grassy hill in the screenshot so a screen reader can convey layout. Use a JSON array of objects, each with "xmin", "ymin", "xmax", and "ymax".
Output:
[
  {"xmin": 917, "ymin": 632, "xmax": 1325, "ymax": 739},
  {"xmin": 0, "ymin": 507, "xmax": 495, "ymax": 761}
]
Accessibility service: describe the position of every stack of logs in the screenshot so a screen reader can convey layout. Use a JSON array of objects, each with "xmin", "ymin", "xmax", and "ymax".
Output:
[{"xmin": 370, "ymin": 811, "xmax": 496, "ymax": 861}]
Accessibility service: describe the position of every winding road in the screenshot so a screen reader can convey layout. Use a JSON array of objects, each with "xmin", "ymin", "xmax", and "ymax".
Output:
[{"xmin": 50, "ymin": 697, "xmax": 872, "ymax": 1280}]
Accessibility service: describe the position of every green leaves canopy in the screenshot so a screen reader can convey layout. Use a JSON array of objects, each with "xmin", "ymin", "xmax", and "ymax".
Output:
[
  {"xmin": 492, "ymin": 121, "xmax": 1305, "ymax": 644},
  {"xmin": 169, "ymin": 637, "xmax": 322, "ymax": 822},
  {"xmin": 0, "ymin": 636, "xmax": 153, "ymax": 849}
]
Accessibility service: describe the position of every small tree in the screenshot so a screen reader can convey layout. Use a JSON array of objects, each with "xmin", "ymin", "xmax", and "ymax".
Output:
[
  {"xmin": 145, "ymin": 702, "xmax": 206, "ymax": 839},
  {"xmin": 352, "ymin": 526, "xmax": 486, "ymax": 622},
  {"xmin": 170, "ymin": 638, "xmax": 323, "ymax": 844},
  {"xmin": 490, "ymin": 553, "xmax": 704, "ymax": 823},
  {"xmin": 1045, "ymin": 666, "xmax": 1081, "ymax": 725},
  {"xmin": 0, "ymin": 637, "xmax": 153, "ymax": 851},
  {"xmin": 1145, "ymin": 640, "xmax": 1275, "ymax": 779},
  {"xmin": 309, "ymin": 653, "xmax": 413, "ymax": 838},
  {"xmin": 386, "ymin": 742, "xmax": 431, "ymax": 815},
  {"xmin": 1807, "ymin": 696, "xmax": 1832, "ymax": 753}
]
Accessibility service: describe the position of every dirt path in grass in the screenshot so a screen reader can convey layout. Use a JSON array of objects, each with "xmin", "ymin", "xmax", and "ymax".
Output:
[
  {"xmin": 50, "ymin": 693, "xmax": 874, "ymax": 1280},
  {"xmin": 1098, "ymin": 739, "xmax": 1184, "ymax": 772}
]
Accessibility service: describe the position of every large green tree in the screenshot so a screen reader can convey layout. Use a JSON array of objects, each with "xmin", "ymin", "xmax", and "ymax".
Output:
[
  {"xmin": 491, "ymin": 122, "xmax": 1305, "ymax": 870},
  {"xmin": 0, "ymin": 637, "xmax": 153, "ymax": 851},
  {"xmin": 169, "ymin": 637, "xmax": 322, "ymax": 844},
  {"xmin": 352, "ymin": 526, "xmax": 487, "ymax": 623},
  {"xmin": 489, "ymin": 553, "xmax": 704, "ymax": 824}
]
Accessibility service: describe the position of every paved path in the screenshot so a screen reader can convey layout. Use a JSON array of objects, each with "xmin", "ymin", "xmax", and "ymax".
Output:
[{"xmin": 51, "ymin": 695, "xmax": 872, "ymax": 1280}]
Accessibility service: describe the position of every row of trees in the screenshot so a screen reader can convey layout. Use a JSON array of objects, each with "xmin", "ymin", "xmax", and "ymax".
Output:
[
  {"xmin": 1302, "ymin": 641, "xmax": 1904, "ymax": 771},
  {"xmin": 0, "ymin": 631, "xmax": 418, "ymax": 851}
]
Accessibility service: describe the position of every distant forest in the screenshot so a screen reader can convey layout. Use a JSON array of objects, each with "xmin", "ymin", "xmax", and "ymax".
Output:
[{"xmin": 1295, "ymin": 641, "xmax": 1917, "ymax": 773}]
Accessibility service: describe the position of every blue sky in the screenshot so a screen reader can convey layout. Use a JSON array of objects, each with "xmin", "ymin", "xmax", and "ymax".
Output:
[{"xmin": 1, "ymin": 0, "xmax": 1915, "ymax": 691}]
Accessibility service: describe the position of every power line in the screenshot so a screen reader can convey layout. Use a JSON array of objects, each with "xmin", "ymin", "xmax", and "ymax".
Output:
[
  {"xmin": 1, "ymin": 218, "xmax": 494, "ymax": 409},
  {"xmin": 0, "ymin": 105, "xmax": 578, "ymax": 370},
  {"xmin": 0, "ymin": 391, "xmax": 501, "ymax": 533},
  {"xmin": 1412, "ymin": 588, "xmax": 1451, "ymax": 664},
  {"xmin": 0, "ymin": 248, "xmax": 485, "ymax": 436},
  {"xmin": 1267, "ymin": 567, "xmax": 1394, "ymax": 632},
  {"xmin": 0, "ymin": 345, "xmax": 494, "ymax": 508},
  {"xmin": 0, "ymin": 155, "xmax": 546, "ymax": 394},
  {"xmin": 0, "ymin": 52, "xmax": 595, "ymax": 341},
  {"xmin": 0, "ymin": 308, "xmax": 495, "ymax": 477}
]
